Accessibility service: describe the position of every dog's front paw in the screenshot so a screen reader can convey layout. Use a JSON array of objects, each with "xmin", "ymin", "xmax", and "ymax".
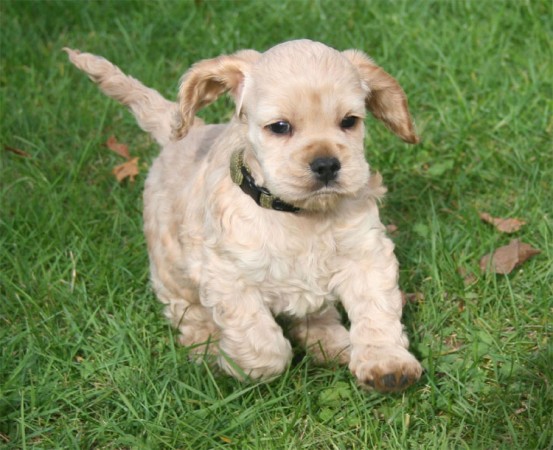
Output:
[
  {"xmin": 217, "ymin": 331, "xmax": 293, "ymax": 381},
  {"xmin": 349, "ymin": 345, "xmax": 422, "ymax": 393}
]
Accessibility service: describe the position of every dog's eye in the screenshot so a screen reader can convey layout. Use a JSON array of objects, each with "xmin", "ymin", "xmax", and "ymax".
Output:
[
  {"xmin": 340, "ymin": 116, "xmax": 358, "ymax": 130},
  {"xmin": 267, "ymin": 121, "xmax": 292, "ymax": 135}
]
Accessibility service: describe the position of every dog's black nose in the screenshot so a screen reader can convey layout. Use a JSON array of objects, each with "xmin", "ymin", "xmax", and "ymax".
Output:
[{"xmin": 310, "ymin": 157, "xmax": 341, "ymax": 184}]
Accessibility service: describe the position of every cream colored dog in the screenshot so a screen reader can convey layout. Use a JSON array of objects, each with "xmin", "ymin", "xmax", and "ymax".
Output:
[{"xmin": 66, "ymin": 39, "xmax": 422, "ymax": 392}]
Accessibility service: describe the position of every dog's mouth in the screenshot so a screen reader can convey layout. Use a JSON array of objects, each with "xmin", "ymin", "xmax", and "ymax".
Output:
[
  {"xmin": 292, "ymin": 182, "xmax": 344, "ymax": 202},
  {"xmin": 310, "ymin": 184, "xmax": 342, "ymax": 196},
  {"xmin": 284, "ymin": 172, "xmax": 350, "ymax": 201},
  {"xmin": 292, "ymin": 186, "xmax": 344, "ymax": 212}
]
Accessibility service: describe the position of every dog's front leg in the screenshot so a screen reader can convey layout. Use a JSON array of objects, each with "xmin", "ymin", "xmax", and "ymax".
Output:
[
  {"xmin": 334, "ymin": 238, "xmax": 422, "ymax": 392},
  {"xmin": 203, "ymin": 281, "xmax": 293, "ymax": 380}
]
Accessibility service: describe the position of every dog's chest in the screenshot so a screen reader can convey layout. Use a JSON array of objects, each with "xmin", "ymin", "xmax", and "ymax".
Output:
[{"xmin": 235, "ymin": 223, "xmax": 340, "ymax": 317}]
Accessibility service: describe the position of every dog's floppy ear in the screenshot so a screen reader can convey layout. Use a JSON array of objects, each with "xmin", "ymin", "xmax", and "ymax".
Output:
[
  {"xmin": 343, "ymin": 50, "xmax": 419, "ymax": 144},
  {"xmin": 173, "ymin": 49, "xmax": 260, "ymax": 140}
]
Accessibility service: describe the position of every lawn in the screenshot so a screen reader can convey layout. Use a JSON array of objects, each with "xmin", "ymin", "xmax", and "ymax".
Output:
[{"xmin": 1, "ymin": 0, "xmax": 551, "ymax": 448}]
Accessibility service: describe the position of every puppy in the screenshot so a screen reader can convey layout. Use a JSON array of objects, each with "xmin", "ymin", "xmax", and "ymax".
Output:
[{"xmin": 65, "ymin": 39, "xmax": 422, "ymax": 392}]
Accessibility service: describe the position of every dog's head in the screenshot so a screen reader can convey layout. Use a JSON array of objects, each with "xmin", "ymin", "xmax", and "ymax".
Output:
[{"xmin": 174, "ymin": 39, "xmax": 419, "ymax": 211}]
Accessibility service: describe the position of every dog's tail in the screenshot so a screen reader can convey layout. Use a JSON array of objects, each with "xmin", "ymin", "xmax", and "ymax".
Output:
[{"xmin": 64, "ymin": 48, "xmax": 181, "ymax": 146}]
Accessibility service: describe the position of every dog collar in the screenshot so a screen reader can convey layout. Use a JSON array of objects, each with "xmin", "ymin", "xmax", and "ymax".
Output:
[{"xmin": 230, "ymin": 150, "xmax": 300, "ymax": 213}]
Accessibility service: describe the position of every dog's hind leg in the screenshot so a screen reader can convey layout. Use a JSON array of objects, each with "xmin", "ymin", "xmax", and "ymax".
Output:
[
  {"xmin": 165, "ymin": 295, "xmax": 220, "ymax": 360},
  {"xmin": 64, "ymin": 48, "xmax": 199, "ymax": 146},
  {"xmin": 150, "ymin": 266, "xmax": 220, "ymax": 360},
  {"xmin": 289, "ymin": 306, "xmax": 351, "ymax": 365}
]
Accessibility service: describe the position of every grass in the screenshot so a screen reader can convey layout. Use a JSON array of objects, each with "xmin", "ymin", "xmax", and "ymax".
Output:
[{"xmin": 1, "ymin": 0, "xmax": 552, "ymax": 448}]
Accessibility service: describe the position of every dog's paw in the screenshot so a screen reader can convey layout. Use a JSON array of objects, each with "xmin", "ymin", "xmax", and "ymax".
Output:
[
  {"xmin": 177, "ymin": 325, "xmax": 220, "ymax": 364},
  {"xmin": 349, "ymin": 345, "xmax": 422, "ymax": 393},
  {"xmin": 217, "ymin": 331, "xmax": 294, "ymax": 381},
  {"xmin": 218, "ymin": 348, "xmax": 292, "ymax": 381},
  {"xmin": 180, "ymin": 335, "xmax": 219, "ymax": 363}
]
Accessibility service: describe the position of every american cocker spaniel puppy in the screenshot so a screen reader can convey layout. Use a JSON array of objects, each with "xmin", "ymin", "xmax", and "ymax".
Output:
[{"xmin": 66, "ymin": 39, "xmax": 422, "ymax": 392}]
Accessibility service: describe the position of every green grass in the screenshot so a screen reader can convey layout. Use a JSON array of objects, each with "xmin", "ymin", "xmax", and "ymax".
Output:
[{"xmin": 1, "ymin": 0, "xmax": 552, "ymax": 448}]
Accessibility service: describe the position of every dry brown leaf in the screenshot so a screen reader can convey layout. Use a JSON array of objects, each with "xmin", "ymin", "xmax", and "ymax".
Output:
[
  {"xmin": 401, "ymin": 291, "xmax": 424, "ymax": 306},
  {"xmin": 407, "ymin": 292, "xmax": 424, "ymax": 303},
  {"xmin": 386, "ymin": 223, "xmax": 398, "ymax": 234},
  {"xmin": 112, "ymin": 157, "xmax": 139, "ymax": 182},
  {"xmin": 106, "ymin": 135, "xmax": 131, "ymax": 159},
  {"xmin": 515, "ymin": 405, "xmax": 527, "ymax": 415},
  {"xmin": 4, "ymin": 145, "xmax": 31, "ymax": 158},
  {"xmin": 443, "ymin": 333, "xmax": 462, "ymax": 352},
  {"xmin": 479, "ymin": 211, "xmax": 526, "ymax": 233},
  {"xmin": 480, "ymin": 239, "xmax": 540, "ymax": 274}
]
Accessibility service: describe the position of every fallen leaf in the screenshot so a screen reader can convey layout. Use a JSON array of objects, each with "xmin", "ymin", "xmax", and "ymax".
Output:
[
  {"xmin": 386, "ymin": 223, "xmax": 398, "ymax": 234},
  {"xmin": 443, "ymin": 333, "xmax": 463, "ymax": 352},
  {"xmin": 112, "ymin": 157, "xmax": 139, "ymax": 183},
  {"xmin": 480, "ymin": 239, "xmax": 540, "ymax": 274},
  {"xmin": 106, "ymin": 135, "xmax": 131, "ymax": 159},
  {"xmin": 4, "ymin": 145, "xmax": 31, "ymax": 158},
  {"xmin": 407, "ymin": 292, "xmax": 424, "ymax": 303},
  {"xmin": 479, "ymin": 211, "xmax": 526, "ymax": 233},
  {"xmin": 515, "ymin": 404, "xmax": 528, "ymax": 415},
  {"xmin": 401, "ymin": 291, "xmax": 424, "ymax": 306}
]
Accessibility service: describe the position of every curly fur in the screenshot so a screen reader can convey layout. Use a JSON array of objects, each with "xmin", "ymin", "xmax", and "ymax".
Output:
[{"xmin": 65, "ymin": 39, "xmax": 422, "ymax": 392}]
